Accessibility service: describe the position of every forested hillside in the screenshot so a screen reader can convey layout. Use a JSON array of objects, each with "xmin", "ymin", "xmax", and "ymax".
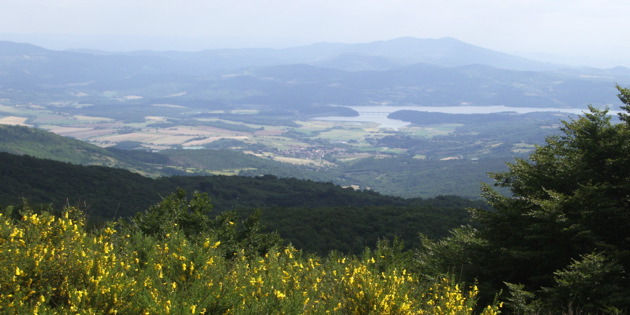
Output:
[
  {"xmin": 0, "ymin": 151, "xmax": 479, "ymax": 254},
  {"xmin": 0, "ymin": 124, "xmax": 169, "ymax": 175}
]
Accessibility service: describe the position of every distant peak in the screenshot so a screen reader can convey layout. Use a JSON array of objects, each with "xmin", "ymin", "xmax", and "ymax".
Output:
[
  {"xmin": 0, "ymin": 40, "xmax": 50, "ymax": 54},
  {"xmin": 437, "ymin": 37, "xmax": 462, "ymax": 42}
]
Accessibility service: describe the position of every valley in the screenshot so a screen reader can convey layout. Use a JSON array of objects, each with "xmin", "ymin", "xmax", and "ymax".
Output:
[
  {"xmin": 1, "ymin": 37, "xmax": 629, "ymax": 198},
  {"xmin": 0, "ymin": 97, "xmax": 572, "ymax": 198},
  {"xmin": 0, "ymin": 94, "xmax": 575, "ymax": 163}
]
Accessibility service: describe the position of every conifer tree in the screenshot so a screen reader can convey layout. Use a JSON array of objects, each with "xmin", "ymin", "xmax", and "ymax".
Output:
[{"xmin": 424, "ymin": 85, "xmax": 630, "ymax": 312}]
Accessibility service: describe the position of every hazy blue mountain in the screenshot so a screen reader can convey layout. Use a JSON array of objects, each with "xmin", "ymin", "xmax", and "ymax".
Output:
[
  {"xmin": 216, "ymin": 63, "xmax": 624, "ymax": 108},
  {"xmin": 0, "ymin": 37, "xmax": 614, "ymax": 79},
  {"xmin": 0, "ymin": 41, "xmax": 50, "ymax": 54},
  {"xmin": 310, "ymin": 53, "xmax": 402, "ymax": 71},
  {"xmin": 1, "ymin": 38, "xmax": 629, "ymax": 109},
  {"xmin": 117, "ymin": 37, "xmax": 560, "ymax": 72},
  {"xmin": 552, "ymin": 65, "xmax": 630, "ymax": 79},
  {"xmin": 298, "ymin": 37, "xmax": 561, "ymax": 71}
]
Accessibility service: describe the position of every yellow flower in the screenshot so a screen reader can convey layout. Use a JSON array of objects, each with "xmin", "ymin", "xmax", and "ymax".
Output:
[
  {"xmin": 165, "ymin": 300, "xmax": 172, "ymax": 313},
  {"xmin": 274, "ymin": 290, "xmax": 286, "ymax": 299}
]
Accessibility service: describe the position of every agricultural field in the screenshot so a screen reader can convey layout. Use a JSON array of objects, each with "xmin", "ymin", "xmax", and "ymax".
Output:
[
  {"xmin": 0, "ymin": 116, "xmax": 29, "ymax": 126},
  {"xmin": 0, "ymin": 99, "xmax": 460, "ymax": 167},
  {"xmin": 0, "ymin": 89, "xmax": 575, "ymax": 198},
  {"xmin": 0, "ymin": 95, "xmax": 561, "ymax": 171}
]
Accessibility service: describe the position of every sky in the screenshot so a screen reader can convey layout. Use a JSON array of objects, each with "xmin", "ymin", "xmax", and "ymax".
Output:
[{"xmin": 1, "ymin": 0, "xmax": 629, "ymax": 68}]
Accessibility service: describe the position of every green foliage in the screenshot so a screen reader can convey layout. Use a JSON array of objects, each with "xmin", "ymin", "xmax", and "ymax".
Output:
[
  {"xmin": 261, "ymin": 204, "xmax": 471, "ymax": 255},
  {"xmin": 503, "ymin": 282, "xmax": 540, "ymax": 314},
  {"xmin": 616, "ymin": 84, "xmax": 630, "ymax": 124},
  {"xmin": 130, "ymin": 189, "xmax": 281, "ymax": 259},
  {"xmin": 414, "ymin": 227, "xmax": 488, "ymax": 280},
  {"xmin": 504, "ymin": 253, "xmax": 628, "ymax": 314},
  {"xmin": 415, "ymin": 86, "xmax": 630, "ymax": 312},
  {"xmin": 544, "ymin": 252, "xmax": 626, "ymax": 313},
  {"xmin": 364, "ymin": 238, "xmax": 413, "ymax": 273},
  {"xmin": 132, "ymin": 188, "xmax": 213, "ymax": 238}
]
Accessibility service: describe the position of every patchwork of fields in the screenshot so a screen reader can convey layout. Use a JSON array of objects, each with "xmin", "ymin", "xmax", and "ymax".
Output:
[{"xmin": 0, "ymin": 100, "xmax": 480, "ymax": 167}]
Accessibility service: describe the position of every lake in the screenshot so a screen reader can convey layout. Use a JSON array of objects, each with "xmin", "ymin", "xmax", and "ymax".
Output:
[{"xmin": 313, "ymin": 105, "xmax": 595, "ymax": 130}]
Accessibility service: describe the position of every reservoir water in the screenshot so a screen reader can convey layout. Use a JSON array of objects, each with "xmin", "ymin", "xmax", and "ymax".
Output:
[{"xmin": 313, "ymin": 105, "xmax": 594, "ymax": 130}]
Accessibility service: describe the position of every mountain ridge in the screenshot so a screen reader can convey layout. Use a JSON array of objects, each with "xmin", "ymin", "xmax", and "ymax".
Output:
[
  {"xmin": 0, "ymin": 36, "xmax": 565, "ymax": 72},
  {"xmin": 2, "ymin": 37, "xmax": 629, "ymax": 110}
]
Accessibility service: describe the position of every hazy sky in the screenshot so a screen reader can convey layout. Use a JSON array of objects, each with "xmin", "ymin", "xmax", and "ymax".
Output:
[{"xmin": 1, "ymin": 0, "xmax": 629, "ymax": 67}]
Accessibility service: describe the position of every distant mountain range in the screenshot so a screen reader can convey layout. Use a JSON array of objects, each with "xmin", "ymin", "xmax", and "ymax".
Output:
[
  {"xmin": 1, "ymin": 37, "xmax": 629, "ymax": 111},
  {"xmin": 123, "ymin": 37, "xmax": 561, "ymax": 72}
]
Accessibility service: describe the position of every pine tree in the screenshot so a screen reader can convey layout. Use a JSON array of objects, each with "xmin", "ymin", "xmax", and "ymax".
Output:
[{"xmin": 439, "ymin": 85, "xmax": 630, "ymax": 312}]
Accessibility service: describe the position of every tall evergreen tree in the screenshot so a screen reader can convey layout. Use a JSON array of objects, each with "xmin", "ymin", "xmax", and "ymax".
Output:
[{"xmin": 419, "ymin": 86, "xmax": 630, "ymax": 312}]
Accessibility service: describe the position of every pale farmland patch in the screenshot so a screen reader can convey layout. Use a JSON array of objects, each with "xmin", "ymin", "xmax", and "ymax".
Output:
[
  {"xmin": 272, "ymin": 156, "xmax": 336, "ymax": 167},
  {"xmin": 166, "ymin": 91, "xmax": 188, "ymax": 97},
  {"xmin": 0, "ymin": 116, "xmax": 30, "ymax": 126},
  {"xmin": 183, "ymin": 136, "xmax": 249, "ymax": 147},
  {"xmin": 334, "ymin": 152, "xmax": 374, "ymax": 162},
  {"xmin": 154, "ymin": 126, "xmax": 249, "ymax": 137},
  {"xmin": 152, "ymin": 104, "xmax": 187, "ymax": 108},
  {"xmin": 145, "ymin": 116, "xmax": 168, "ymax": 122},
  {"xmin": 95, "ymin": 132, "xmax": 198, "ymax": 146},
  {"xmin": 53, "ymin": 123, "xmax": 262, "ymax": 149},
  {"xmin": 120, "ymin": 95, "xmax": 143, "ymax": 100},
  {"xmin": 44, "ymin": 126, "xmax": 117, "ymax": 139},
  {"xmin": 73, "ymin": 115, "xmax": 114, "ymax": 122},
  {"xmin": 229, "ymin": 109, "xmax": 259, "ymax": 114},
  {"xmin": 193, "ymin": 125, "xmax": 251, "ymax": 136}
]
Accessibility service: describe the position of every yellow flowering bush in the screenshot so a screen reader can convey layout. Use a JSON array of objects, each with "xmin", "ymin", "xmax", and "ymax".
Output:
[{"xmin": 0, "ymin": 206, "xmax": 501, "ymax": 314}]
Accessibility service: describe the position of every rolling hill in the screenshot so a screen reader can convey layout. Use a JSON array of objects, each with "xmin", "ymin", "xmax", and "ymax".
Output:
[
  {"xmin": 0, "ymin": 150, "xmax": 481, "ymax": 254},
  {"xmin": 0, "ymin": 124, "xmax": 167, "ymax": 175}
]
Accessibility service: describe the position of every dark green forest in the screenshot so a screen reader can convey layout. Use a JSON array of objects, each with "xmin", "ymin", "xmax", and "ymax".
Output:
[{"xmin": 0, "ymin": 151, "xmax": 481, "ymax": 255}]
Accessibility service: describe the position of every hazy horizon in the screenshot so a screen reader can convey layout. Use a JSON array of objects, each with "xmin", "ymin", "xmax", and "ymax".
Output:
[{"xmin": 2, "ymin": 0, "xmax": 629, "ymax": 68}]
